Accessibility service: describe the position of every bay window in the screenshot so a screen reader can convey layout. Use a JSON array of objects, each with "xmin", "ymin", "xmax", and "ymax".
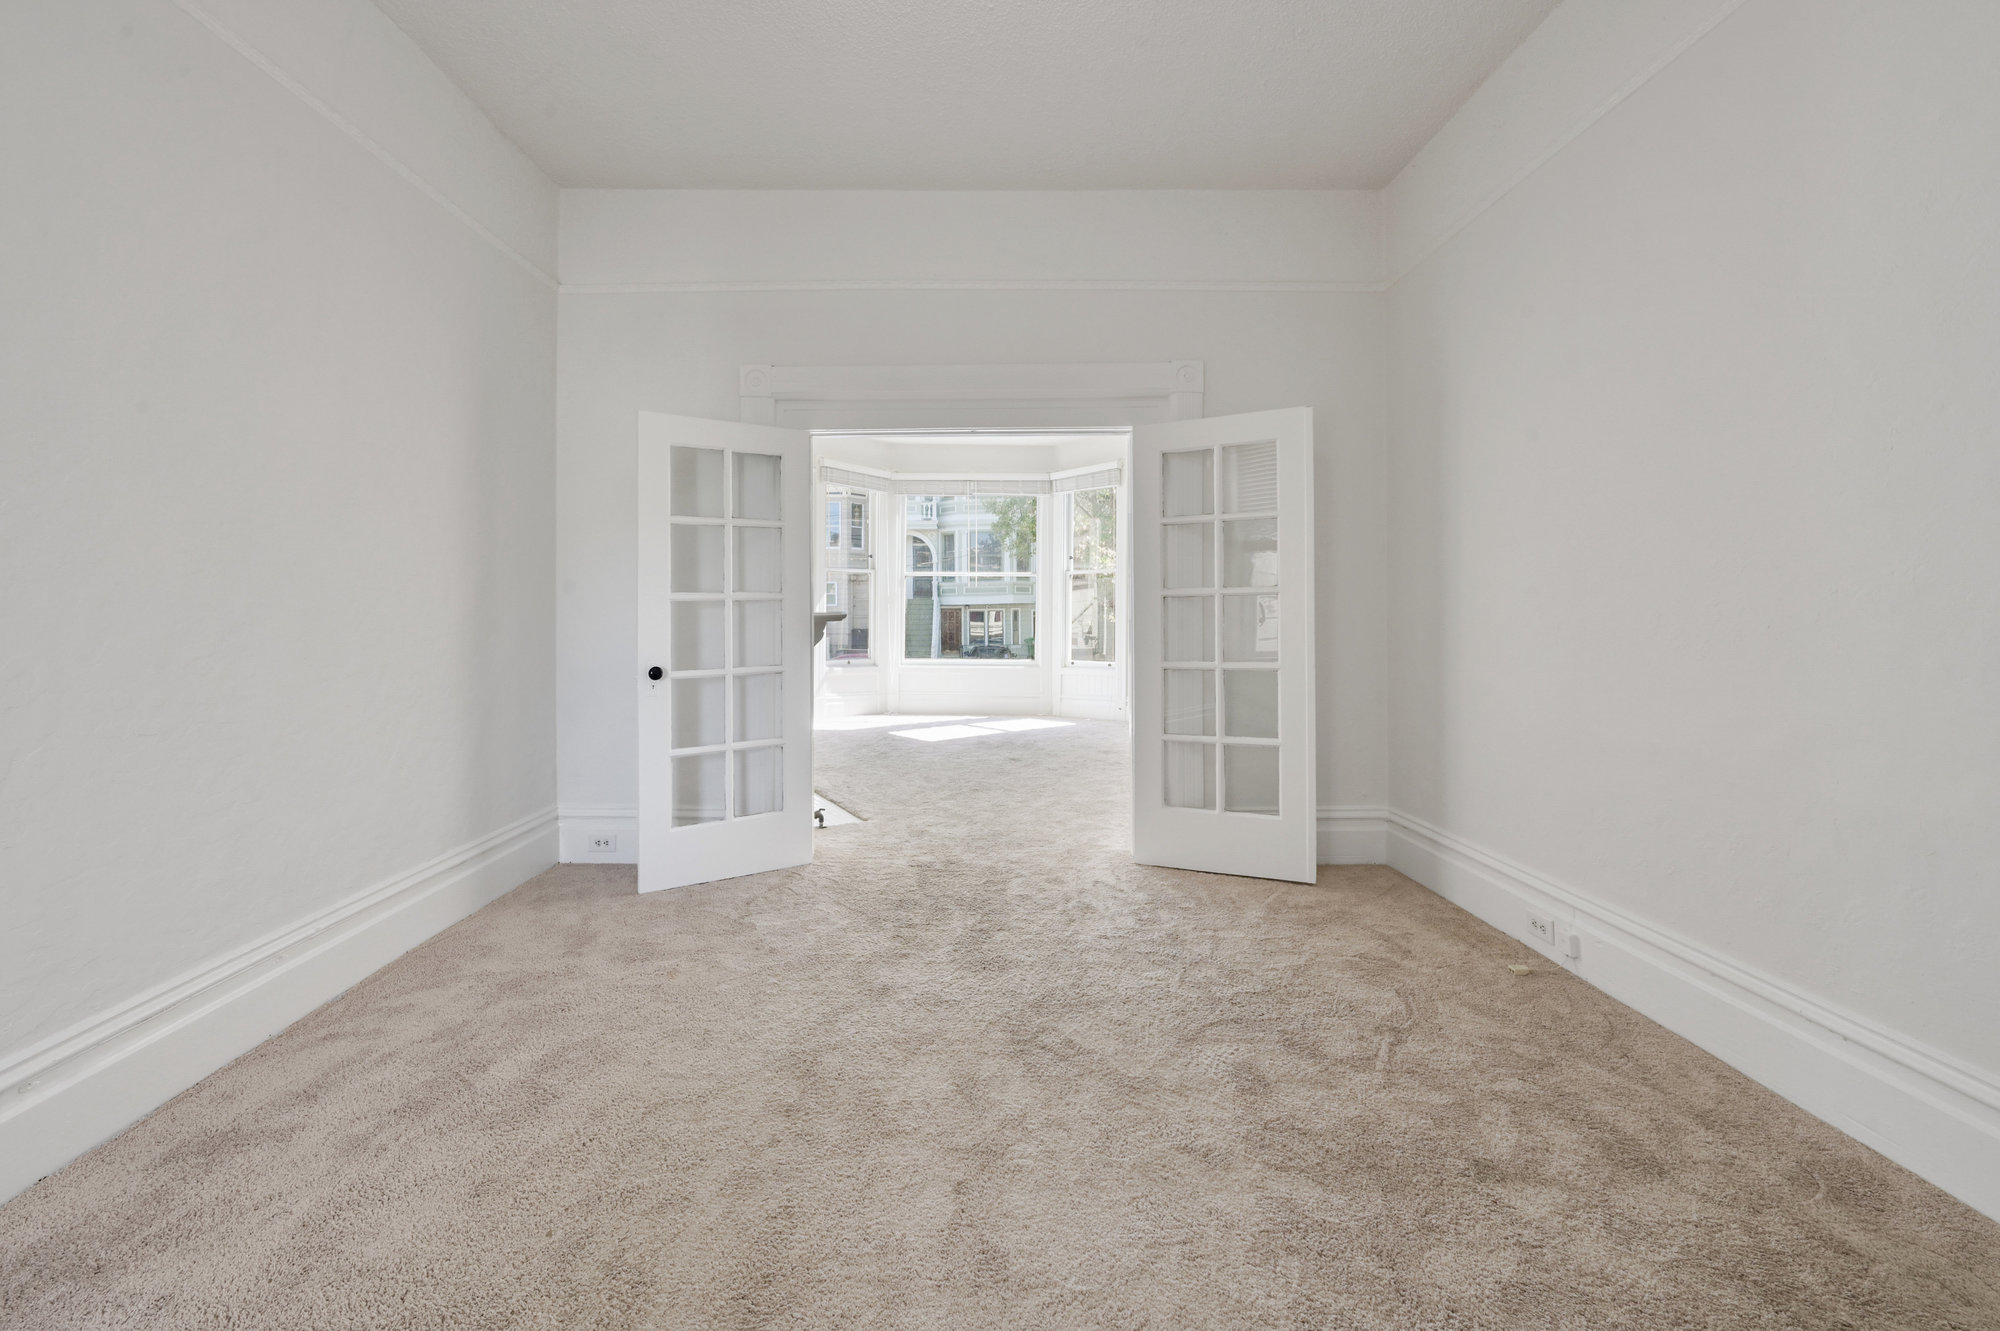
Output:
[
  {"xmin": 1068, "ymin": 487, "xmax": 1117, "ymax": 664},
  {"xmin": 821, "ymin": 484, "xmax": 872, "ymax": 664},
  {"xmin": 903, "ymin": 494, "xmax": 1038, "ymax": 660}
]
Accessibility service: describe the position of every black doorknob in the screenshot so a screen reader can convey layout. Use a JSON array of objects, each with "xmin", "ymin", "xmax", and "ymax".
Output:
[{"xmin": 648, "ymin": 666, "xmax": 663, "ymax": 680}]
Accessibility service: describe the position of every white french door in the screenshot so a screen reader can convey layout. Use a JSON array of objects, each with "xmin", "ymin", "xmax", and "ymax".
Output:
[
  {"xmin": 636, "ymin": 413, "xmax": 814, "ymax": 893},
  {"xmin": 1130, "ymin": 409, "xmax": 1317, "ymax": 883}
]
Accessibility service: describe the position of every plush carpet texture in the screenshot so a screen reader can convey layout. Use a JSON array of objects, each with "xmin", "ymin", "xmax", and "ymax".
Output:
[{"xmin": 3, "ymin": 717, "xmax": 1997, "ymax": 1329}]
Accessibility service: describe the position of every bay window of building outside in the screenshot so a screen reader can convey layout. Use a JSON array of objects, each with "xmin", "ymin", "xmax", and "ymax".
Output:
[
  {"xmin": 822, "ymin": 485, "xmax": 872, "ymax": 663},
  {"xmin": 1067, "ymin": 487, "xmax": 1116, "ymax": 664},
  {"xmin": 903, "ymin": 495, "xmax": 1038, "ymax": 659}
]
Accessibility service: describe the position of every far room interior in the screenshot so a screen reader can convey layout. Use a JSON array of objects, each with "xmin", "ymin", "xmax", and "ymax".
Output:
[
  {"xmin": 5, "ymin": 1, "xmax": 2000, "ymax": 1326},
  {"xmin": 808, "ymin": 430, "xmax": 1134, "ymax": 826},
  {"xmin": 811, "ymin": 430, "xmax": 1133, "ymax": 727}
]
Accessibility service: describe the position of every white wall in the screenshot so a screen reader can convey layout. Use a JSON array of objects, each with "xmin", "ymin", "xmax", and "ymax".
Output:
[
  {"xmin": 18, "ymin": 0, "xmax": 1985, "ymax": 1233},
  {"xmin": 556, "ymin": 190, "xmax": 1390, "ymax": 850},
  {"xmin": 1386, "ymin": 0, "xmax": 2000, "ymax": 1217},
  {"xmin": 561, "ymin": 189, "xmax": 1382, "ymax": 291},
  {"xmin": 0, "ymin": 0, "xmax": 557, "ymax": 1200}
]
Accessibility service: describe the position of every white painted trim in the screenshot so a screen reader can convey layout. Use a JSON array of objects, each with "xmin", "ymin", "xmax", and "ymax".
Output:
[
  {"xmin": 1384, "ymin": 0, "xmax": 1752, "ymax": 285},
  {"xmin": 742, "ymin": 361, "xmax": 1203, "ymax": 428},
  {"xmin": 1382, "ymin": 809, "xmax": 2000, "ymax": 1223},
  {"xmin": 565, "ymin": 279, "xmax": 1384, "ymax": 294},
  {"xmin": 1053, "ymin": 697, "xmax": 1125, "ymax": 722},
  {"xmin": 559, "ymin": 807, "xmax": 641, "ymax": 864},
  {"xmin": 166, "ymin": 0, "xmax": 558, "ymax": 289},
  {"xmin": 0, "ymin": 809, "xmax": 557, "ymax": 1205},
  {"xmin": 1316, "ymin": 805, "xmax": 1390, "ymax": 865}
]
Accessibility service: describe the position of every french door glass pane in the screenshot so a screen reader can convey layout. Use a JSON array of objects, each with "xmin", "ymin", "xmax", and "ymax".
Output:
[
  {"xmin": 734, "ymin": 452, "xmax": 782, "ymax": 520},
  {"xmin": 734, "ymin": 673, "xmax": 781, "ymax": 742},
  {"xmin": 673, "ymin": 752, "xmax": 726, "ymax": 826},
  {"xmin": 672, "ymin": 676, "xmax": 725, "ymax": 749},
  {"xmin": 1222, "ymin": 669, "xmax": 1279, "ymax": 738},
  {"xmin": 1162, "ymin": 450, "xmax": 1214, "ymax": 517},
  {"xmin": 1163, "ymin": 523, "xmax": 1214, "ymax": 590},
  {"xmin": 734, "ymin": 526, "xmax": 782, "ymax": 593},
  {"xmin": 671, "ymin": 524, "xmax": 725, "ymax": 593},
  {"xmin": 1221, "ymin": 518, "xmax": 1279, "ymax": 588},
  {"xmin": 1219, "ymin": 442, "xmax": 1278, "ymax": 514},
  {"xmin": 736, "ymin": 599, "xmax": 782, "ymax": 668},
  {"xmin": 671, "ymin": 600, "xmax": 724, "ymax": 672},
  {"xmin": 1220, "ymin": 594, "xmax": 1279, "ymax": 661},
  {"xmin": 1164, "ymin": 669, "xmax": 1216, "ymax": 736},
  {"xmin": 670, "ymin": 446, "xmax": 724, "ymax": 518},
  {"xmin": 1163, "ymin": 595, "xmax": 1214, "ymax": 663},
  {"xmin": 1163, "ymin": 741, "xmax": 1215, "ymax": 810},
  {"xmin": 1224, "ymin": 744, "xmax": 1280, "ymax": 816},
  {"xmin": 736, "ymin": 746, "xmax": 783, "ymax": 816}
]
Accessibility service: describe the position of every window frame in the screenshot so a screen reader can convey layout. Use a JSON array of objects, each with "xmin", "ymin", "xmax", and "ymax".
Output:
[
  {"xmin": 1065, "ymin": 485, "xmax": 1119, "ymax": 668},
  {"xmin": 820, "ymin": 482, "xmax": 877, "ymax": 667},
  {"xmin": 900, "ymin": 492, "xmax": 1043, "ymax": 664}
]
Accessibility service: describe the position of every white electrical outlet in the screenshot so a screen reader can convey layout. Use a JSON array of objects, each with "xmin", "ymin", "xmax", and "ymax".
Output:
[
  {"xmin": 1526, "ymin": 913, "xmax": 1555, "ymax": 946},
  {"xmin": 589, "ymin": 833, "xmax": 618, "ymax": 855}
]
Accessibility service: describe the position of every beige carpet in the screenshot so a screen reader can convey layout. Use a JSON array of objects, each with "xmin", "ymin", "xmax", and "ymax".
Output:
[{"xmin": 3, "ymin": 718, "xmax": 1997, "ymax": 1329}]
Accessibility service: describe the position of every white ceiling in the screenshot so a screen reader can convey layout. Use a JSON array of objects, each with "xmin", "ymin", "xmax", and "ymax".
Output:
[{"xmin": 370, "ymin": 0, "xmax": 1561, "ymax": 190}]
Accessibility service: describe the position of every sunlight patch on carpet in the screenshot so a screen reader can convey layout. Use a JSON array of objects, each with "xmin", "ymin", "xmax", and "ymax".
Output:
[{"xmin": 891, "ymin": 718, "xmax": 1076, "ymax": 742}]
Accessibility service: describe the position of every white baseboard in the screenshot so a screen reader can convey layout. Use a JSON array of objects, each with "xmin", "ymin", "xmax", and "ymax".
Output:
[
  {"xmin": 1382, "ymin": 809, "xmax": 2000, "ymax": 1224},
  {"xmin": 0, "ymin": 809, "xmax": 557, "ymax": 1206},
  {"xmin": 1055, "ymin": 700, "xmax": 1126, "ymax": 722},
  {"xmin": 1317, "ymin": 805, "xmax": 1390, "ymax": 865},
  {"xmin": 559, "ymin": 806, "xmax": 639, "ymax": 864}
]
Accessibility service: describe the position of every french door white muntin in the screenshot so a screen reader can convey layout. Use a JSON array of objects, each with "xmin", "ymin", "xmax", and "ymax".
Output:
[
  {"xmin": 637, "ymin": 413, "xmax": 814, "ymax": 893},
  {"xmin": 1131, "ymin": 408, "xmax": 1317, "ymax": 884}
]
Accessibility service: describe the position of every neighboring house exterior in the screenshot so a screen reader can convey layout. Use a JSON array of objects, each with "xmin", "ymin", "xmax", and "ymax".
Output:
[
  {"xmin": 823, "ymin": 487, "xmax": 872, "ymax": 662},
  {"xmin": 903, "ymin": 495, "xmax": 1038, "ymax": 659}
]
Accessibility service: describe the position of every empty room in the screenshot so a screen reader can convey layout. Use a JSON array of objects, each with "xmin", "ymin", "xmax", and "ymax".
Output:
[{"xmin": 3, "ymin": 1, "xmax": 1998, "ymax": 1326}]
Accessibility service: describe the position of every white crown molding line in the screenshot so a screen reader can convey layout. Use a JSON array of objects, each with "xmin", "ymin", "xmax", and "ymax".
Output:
[
  {"xmin": 1385, "ymin": 0, "xmax": 1753, "ymax": 287},
  {"xmin": 0, "ymin": 807, "xmax": 557, "ymax": 1205},
  {"xmin": 561, "ymin": 278, "xmax": 1387, "ymax": 295},
  {"xmin": 166, "ymin": 0, "xmax": 558, "ymax": 290},
  {"xmin": 1381, "ymin": 807, "xmax": 2000, "ymax": 1222}
]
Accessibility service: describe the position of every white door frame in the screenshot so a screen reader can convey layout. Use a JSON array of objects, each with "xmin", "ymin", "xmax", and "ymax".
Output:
[{"xmin": 768, "ymin": 361, "xmax": 1200, "ymax": 727}]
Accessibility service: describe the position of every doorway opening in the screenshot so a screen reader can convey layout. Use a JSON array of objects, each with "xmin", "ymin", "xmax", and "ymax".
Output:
[
  {"xmin": 807, "ymin": 429, "xmax": 1132, "ymax": 828},
  {"xmin": 810, "ymin": 427, "xmax": 1131, "ymax": 717},
  {"xmin": 636, "ymin": 403, "xmax": 1316, "ymax": 893}
]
